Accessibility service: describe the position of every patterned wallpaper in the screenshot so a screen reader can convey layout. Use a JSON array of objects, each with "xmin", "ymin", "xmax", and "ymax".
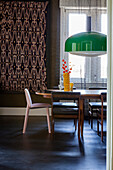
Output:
[{"xmin": 0, "ymin": 1, "xmax": 48, "ymax": 93}]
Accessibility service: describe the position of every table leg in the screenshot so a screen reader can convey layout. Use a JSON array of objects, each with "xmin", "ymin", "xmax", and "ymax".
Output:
[{"xmin": 80, "ymin": 99, "xmax": 84, "ymax": 139}]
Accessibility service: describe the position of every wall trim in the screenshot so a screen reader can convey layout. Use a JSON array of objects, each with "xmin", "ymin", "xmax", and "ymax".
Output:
[{"xmin": 0, "ymin": 107, "xmax": 51, "ymax": 116}]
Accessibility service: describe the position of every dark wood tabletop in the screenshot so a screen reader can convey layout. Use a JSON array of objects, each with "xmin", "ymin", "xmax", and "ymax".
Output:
[{"xmin": 36, "ymin": 89, "xmax": 107, "ymax": 99}]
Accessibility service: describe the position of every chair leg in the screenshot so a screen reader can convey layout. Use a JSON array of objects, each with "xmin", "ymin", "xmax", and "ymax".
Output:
[
  {"xmin": 78, "ymin": 119, "xmax": 80, "ymax": 141},
  {"xmin": 74, "ymin": 119, "xmax": 77, "ymax": 131},
  {"xmin": 88, "ymin": 112, "xmax": 90, "ymax": 125},
  {"xmin": 101, "ymin": 106, "xmax": 104, "ymax": 142},
  {"xmin": 101, "ymin": 122, "xmax": 103, "ymax": 142},
  {"xmin": 52, "ymin": 120, "xmax": 54, "ymax": 134},
  {"xmin": 88, "ymin": 106, "xmax": 91, "ymax": 125},
  {"xmin": 97, "ymin": 119, "xmax": 99, "ymax": 135},
  {"xmin": 91, "ymin": 110, "xmax": 93, "ymax": 129},
  {"xmin": 23, "ymin": 106, "xmax": 30, "ymax": 134},
  {"xmin": 101, "ymin": 124, "xmax": 103, "ymax": 142},
  {"xmin": 46, "ymin": 108, "xmax": 51, "ymax": 134},
  {"xmin": 51, "ymin": 115, "xmax": 54, "ymax": 134}
]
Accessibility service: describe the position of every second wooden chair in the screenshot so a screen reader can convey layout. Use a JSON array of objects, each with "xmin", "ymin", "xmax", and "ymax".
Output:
[
  {"xmin": 97, "ymin": 92, "xmax": 107, "ymax": 142},
  {"xmin": 51, "ymin": 92, "xmax": 81, "ymax": 141}
]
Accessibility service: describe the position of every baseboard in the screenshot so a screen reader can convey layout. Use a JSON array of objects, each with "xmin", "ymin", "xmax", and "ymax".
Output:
[{"xmin": 0, "ymin": 107, "xmax": 51, "ymax": 116}]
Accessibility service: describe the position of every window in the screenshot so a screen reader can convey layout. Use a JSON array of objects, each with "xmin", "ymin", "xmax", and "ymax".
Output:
[
  {"xmin": 69, "ymin": 14, "xmax": 86, "ymax": 79},
  {"xmin": 60, "ymin": 8, "xmax": 107, "ymax": 86}
]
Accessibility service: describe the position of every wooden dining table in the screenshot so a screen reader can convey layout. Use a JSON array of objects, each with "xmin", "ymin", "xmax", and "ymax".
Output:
[{"xmin": 36, "ymin": 89, "xmax": 107, "ymax": 138}]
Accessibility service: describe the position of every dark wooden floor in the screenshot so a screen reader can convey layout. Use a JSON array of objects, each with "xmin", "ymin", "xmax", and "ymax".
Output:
[{"xmin": 0, "ymin": 116, "xmax": 106, "ymax": 170}]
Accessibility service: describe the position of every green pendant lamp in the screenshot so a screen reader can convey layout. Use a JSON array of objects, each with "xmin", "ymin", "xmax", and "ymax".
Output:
[
  {"xmin": 65, "ymin": 31, "xmax": 107, "ymax": 57},
  {"xmin": 65, "ymin": 17, "xmax": 107, "ymax": 57}
]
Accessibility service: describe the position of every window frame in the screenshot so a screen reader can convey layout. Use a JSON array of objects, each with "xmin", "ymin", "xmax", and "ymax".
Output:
[{"xmin": 60, "ymin": 7, "xmax": 107, "ymax": 85}]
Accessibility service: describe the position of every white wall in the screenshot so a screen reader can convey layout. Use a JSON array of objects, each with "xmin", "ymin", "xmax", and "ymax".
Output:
[{"xmin": 107, "ymin": 0, "xmax": 113, "ymax": 169}]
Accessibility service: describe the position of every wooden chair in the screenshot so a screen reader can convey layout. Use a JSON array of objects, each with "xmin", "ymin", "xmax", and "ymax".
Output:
[
  {"xmin": 23, "ymin": 89, "xmax": 51, "ymax": 134},
  {"xmin": 88, "ymin": 87, "xmax": 107, "ymax": 129},
  {"xmin": 97, "ymin": 92, "xmax": 107, "ymax": 142},
  {"xmin": 51, "ymin": 92, "xmax": 81, "ymax": 141}
]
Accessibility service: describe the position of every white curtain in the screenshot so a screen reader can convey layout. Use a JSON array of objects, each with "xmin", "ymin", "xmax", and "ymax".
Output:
[{"xmin": 59, "ymin": 0, "xmax": 106, "ymax": 8}]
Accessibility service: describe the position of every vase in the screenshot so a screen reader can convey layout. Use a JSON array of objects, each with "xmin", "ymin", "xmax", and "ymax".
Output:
[{"xmin": 63, "ymin": 73, "xmax": 70, "ymax": 91}]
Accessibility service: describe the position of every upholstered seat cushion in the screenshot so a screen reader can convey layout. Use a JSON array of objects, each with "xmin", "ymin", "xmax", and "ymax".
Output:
[
  {"xmin": 31, "ymin": 103, "xmax": 51, "ymax": 108},
  {"xmin": 89, "ymin": 102, "xmax": 107, "ymax": 108},
  {"xmin": 53, "ymin": 107, "xmax": 78, "ymax": 115},
  {"xmin": 53, "ymin": 102, "xmax": 78, "ymax": 108}
]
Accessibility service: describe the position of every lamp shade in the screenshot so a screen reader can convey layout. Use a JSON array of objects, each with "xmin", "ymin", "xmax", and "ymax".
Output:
[{"xmin": 65, "ymin": 32, "xmax": 107, "ymax": 57}]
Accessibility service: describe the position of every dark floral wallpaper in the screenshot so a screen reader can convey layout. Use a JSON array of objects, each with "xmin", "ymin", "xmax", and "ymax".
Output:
[{"xmin": 0, "ymin": 1, "xmax": 48, "ymax": 92}]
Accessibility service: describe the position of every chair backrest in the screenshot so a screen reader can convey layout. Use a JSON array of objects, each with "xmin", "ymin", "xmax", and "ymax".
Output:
[
  {"xmin": 89, "ymin": 87, "xmax": 107, "ymax": 90},
  {"xmin": 101, "ymin": 92, "xmax": 107, "ymax": 103},
  {"xmin": 51, "ymin": 91, "xmax": 80, "ymax": 103},
  {"xmin": 88, "ymin": 87, "xmax": 107, "ymax": 102},
  {"xmin": 101, "ymin": 92, "xmax": 107, "ymax": 112},
  {"xmin": 24, "ymin": 88, "xmax": 32, "ymax": 107}
]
